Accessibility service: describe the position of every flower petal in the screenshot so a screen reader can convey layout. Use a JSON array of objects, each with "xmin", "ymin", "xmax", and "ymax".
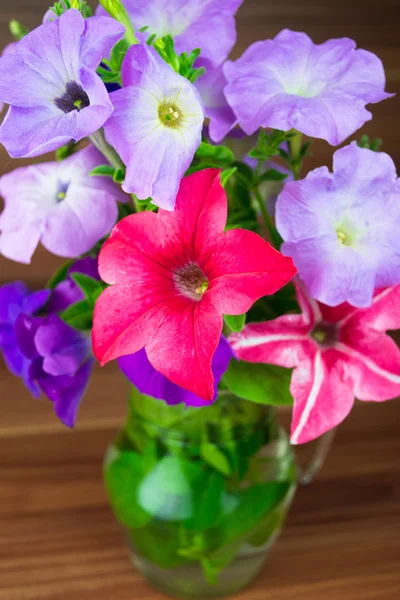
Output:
[
  {"xmin": 207, "ymin": 229, "xmax": 296, "ymax": 314},
  {"xmin": 342, "ymin": 285, "xmax": 400, "ymax": 332},
  {"xmin": 41, "ymin": 188, "xmax": 118, "ymax": 258},
  {"xmin": 0, "ymin": 218, "xmax": 43, "ymax": 264},
  {"xmin": 145, "ymin": 294, "xmax": 223, "ymax": 400},
  {"xmin": 290, "ymin": 350, "xmax": 355, "ymax": 444},
  {"xmin": 0, "ymin": 106, "xmax": 71, "ymax": 158},
  {"xmin": 79, "ymin": 16, "xmax": 125, "ymax": 68},
  {"xmin": 97, "ymin": 0, "xmax": 243, "ymax": 67},
  {"xmin": 119, "ymin": 335, "xmax": 233, "ymax": 407},
  {"xmin": 92, "ymin": 283, "xmax": 169, "ymax": 365},
  {"xmin": 158, "ymin": 168, "xmax": 227, "ymax": 260},
  {"xmin": 230, "ymin": 318, "xmax": 314, "ymax": 368},
  {"xmin": 52, "ymin": 359, "xmax": 94, "ymax": 428}
]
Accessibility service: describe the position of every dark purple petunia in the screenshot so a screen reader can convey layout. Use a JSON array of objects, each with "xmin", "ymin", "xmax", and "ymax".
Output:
[
  {"xmin": 15, "ymin": 314, "xmax": 94, "ymax": 427},
  {"xmin": 0, "ymin": 282, "xmax": 49, "ymax": 394},
  {"xmin": 118, "ymin": 336, "xmax": 235, "ymax": 407},
  {"xmin": 1, "ymin": 273, "xmax": 95, "ymax": 427}
]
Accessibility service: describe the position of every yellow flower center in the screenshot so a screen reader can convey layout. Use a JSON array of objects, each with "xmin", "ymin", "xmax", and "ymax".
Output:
[
  {"xmin": 158, "ymin": 103, "xmax": 182, "ymax": 128},
  {"xmin": 335, "ymin": 216, "xmax": 358, "ymax": 247}
]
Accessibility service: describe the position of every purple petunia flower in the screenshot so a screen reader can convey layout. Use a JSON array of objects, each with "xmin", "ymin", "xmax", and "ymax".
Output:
[
  {"xmin": 104, "ymin": 42, "xmax": 204, "ymax": 210},
  {"xmin": 0, "ymin": 9, "xmax": 124, "ymax": 158},
  {"xmin": 224, "ymin": 29, "xmax": 393, "ymax": 145},
  {"xmin": 47, "ymin": 256, "xmax": 100, "ymax": 314},
  {"xmin": 195, "ymin": 59, "xmax": 237, "ymax": 143},
  {"xmin": 118, "ymin": 336, "xmax": 235, "ymax": 407},
  {"xmin": 276, "ymin": 142, "xmax": 400, "ymax": 308},
  {"xmin": 0, "ymin": 282, "xmax": 50, "ymax": 393},
  {"xmin": 97, "ymin": 0, "xmax": 243, "ymax": 67},
  {"xmin": 16, "ymin": 314, "xmax": 93, "ymax": 427},
  {"xmin": 0, "ymin": 43, "xmax": 17, "ymax": 115},
  {"xmin": 0, "ymin": 145, "xmax": 127, "ymax": 263}
]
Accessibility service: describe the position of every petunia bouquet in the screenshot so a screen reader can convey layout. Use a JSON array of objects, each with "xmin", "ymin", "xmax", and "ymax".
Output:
[
  {"xmin": 1, "ymin": 0, "xmax": 400, "ymax": 443},
  {"xmin": 1, "ymin": 0, "xmax": 400, "ymax": 593}
]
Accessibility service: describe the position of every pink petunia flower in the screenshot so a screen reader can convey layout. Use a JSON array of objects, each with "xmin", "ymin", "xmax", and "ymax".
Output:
[
  {"xmin": 230, "ymin": 280, "xmax": 400, "ymax": 444},
  {"xmin": 92, "ymin": 168, "xmax": 296, "ymax": 400}
]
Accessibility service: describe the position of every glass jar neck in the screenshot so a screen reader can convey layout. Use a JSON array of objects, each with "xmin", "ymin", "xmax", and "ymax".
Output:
[{"xmin": 124, "ymin": 388, "xmax": 277, "ymax": 449}]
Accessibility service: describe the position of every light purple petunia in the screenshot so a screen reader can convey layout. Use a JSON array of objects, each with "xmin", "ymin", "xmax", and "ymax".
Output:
[
  {"xmin": 0, "ymin": 9, "xmax": 124, "ymax": 158},
  {"xmin": 224, "ymin": 29, "xmax": 393, "ymax": 145},
  {"xmin": 118, "ymin": 336, "xmax": 235, "ymax": 407},
  {"xmin": 16, "ymin": 313, "xmax": 94, "ymax": 427},
  {"xmin": 0, "ymin": 282, "xmax": 50, "ymax": 393},
  {"xmin": 0, "ymin": 43, "xmax": 17, "ymax": 115},
  {"xmin": 104, "ymin": 42, "xmax": 204, "ymax": 210},
  {"xmin": 0, "ymin": 145, "xmax": 127, "ymax": 263},
  {"xmin": 97, "ymin": 0, "xmax": 243, "ymax": 67},
  {"xmin": 195, "ymin": 59, "xmax": 237, "ymax": 142},
  {"xmin": 276, "ymin": 142, "xmax": 400, "ymax": 308}
]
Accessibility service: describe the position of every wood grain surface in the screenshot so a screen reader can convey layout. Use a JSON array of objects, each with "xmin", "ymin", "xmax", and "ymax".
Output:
[{"xmin": 1, "ymin": 1, "xmax": 400, "ymax": 599}]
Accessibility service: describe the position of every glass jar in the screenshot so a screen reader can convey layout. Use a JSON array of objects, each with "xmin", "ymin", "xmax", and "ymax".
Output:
[{"xmin": 104, "ymin": 389, "xmax": 297, "ymax": 599}]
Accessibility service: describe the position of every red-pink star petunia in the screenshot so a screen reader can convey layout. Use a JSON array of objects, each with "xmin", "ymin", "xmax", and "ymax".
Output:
[
  {"xmin": 230, "ymin": 279, "xmax": 400, "ymax": 444},
  {"xmin": 92, "ymin": 168, "xmax": 296, "ymax": 400}
]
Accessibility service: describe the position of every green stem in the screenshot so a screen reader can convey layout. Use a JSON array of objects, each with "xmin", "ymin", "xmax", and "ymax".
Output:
[
  {"xmin": 289, "ymin": 130, "xmax": 303, "ymax": 180},
  {"xmin": 99, "ymin": 0, "xmax": 138, "ymax": 46},
  {"xmin": 90, "ymin": 129, "xmax": 124, "ymax": 171},
  {"xmin": 254, "ymin": 188, "xmax": 282, "ymax": 249},
  {"xmin": 91, "ymin": 131, "xmax": 146, "ymax": 215},
  {"xmin": 131, "ymin": 194, "xmax": 144, "ymax": 213}
]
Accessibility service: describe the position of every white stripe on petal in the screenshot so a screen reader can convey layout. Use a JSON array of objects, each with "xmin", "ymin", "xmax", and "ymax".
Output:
[
  {"xmin": 232, "ymin": 334, "xmax": 307, "ymax": 350},
  {"xmin": 291, "ymin": 351, "xmax": 324, "ymax": 444},
  {"xmin": 336, "ymin": 343, "xmax": 400, "ymax": 384}
]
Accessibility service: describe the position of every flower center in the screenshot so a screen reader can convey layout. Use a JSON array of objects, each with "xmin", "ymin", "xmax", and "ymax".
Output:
[
  {"xmin": 311, "ymin": 322, "xmax": 338, "ymax": 347},
  {"xmin": 158, "ymin": 102, "xmax": 182, "ymax": 128},
  {"xmin": 55, "ymin": 81, "xmax": 90, "ymax": 114},
  {"xmin": 335, "ymin": 216, "xmax": 358, "ymax": 247},
  {"xmin": 56, "ymin": 180, "xmax": 70, "ymax": 203},
  {"xmin": 174, "ymin": 263, "xmax": 209, "ymax": 302}
]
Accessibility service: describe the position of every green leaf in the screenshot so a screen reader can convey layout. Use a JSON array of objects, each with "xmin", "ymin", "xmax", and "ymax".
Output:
[
  {"xmin": 56, "ymin": 141, "xmax": 78, "ymax": 161},
  {"xmin": 70, "ymin": 273, "xmax": 105, "ymax": 306},
  {"xmin": 221, "ymin": 166, "xmax": 237, "ymax": 188},
  {"xmin": 204, "ymin": 481, "xmax": 291, "ymax": 576},
  {"xmin": 185, "ymin": 163, "xmax": 221, "ymax": 176},
  {"xmin": 132, "ymin": 521, "xmax": 188, "ymax": 569},
  {"xmin": 104, "ymin": 449, "xmax": 155, "ymax": 529},
  {"xmin": 47, "ymin": 260, "xmax": 74, "ymax": 289},
  {"xmin": 357, "ymin": 134, "xmax": 382, "ymax": 152},
  {"xmin": 109, "ymin": 38, "xmax": 129, "ymax": 71},
  {"xmin": 195, "ymin": 142, "xmax": 235, "ymax": 165},
  {"xmin": 224, "ymin": 313, "xmax": 246, "ymax": 333},
  {"xmin": 258, "ymin": 169, "xmax": 288, "ymax": 183},
  {"xmin": 90, "ymin": 165, "xmax": 115, "ymax": 177},
  {"xmin": 185, "ymin": 471, "xmax": 225, "ymax": 532},
  {"xmin": 222, "ymin": 360, "xmax": 293, "ymax": 407},
  {"xmin": 221, "ymin": 482, "xmax": 290, "ymax": 543},
  {"xmin": 60, "ymin": 300, "xmax": 93, "ymax": 331},
  {"xmin": 200, "ymin": 443, "xmax": 232, "ymax": 476},
  {"xmin": 113, "ymin": 168, "xmax": 125, "ymax": 183},
  {"xmin": 248, "ymin": 129, "xmax": 287, "ymax": 162}
]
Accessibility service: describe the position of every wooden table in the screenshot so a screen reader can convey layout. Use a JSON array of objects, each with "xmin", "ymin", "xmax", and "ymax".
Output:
[
  {"xmin": 1, "ymin": 377, "xmax": 400, "ymax": 600},
  {"xmin": 1, "ymin": 0, "xmax": 400, "ymax": 598}
]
